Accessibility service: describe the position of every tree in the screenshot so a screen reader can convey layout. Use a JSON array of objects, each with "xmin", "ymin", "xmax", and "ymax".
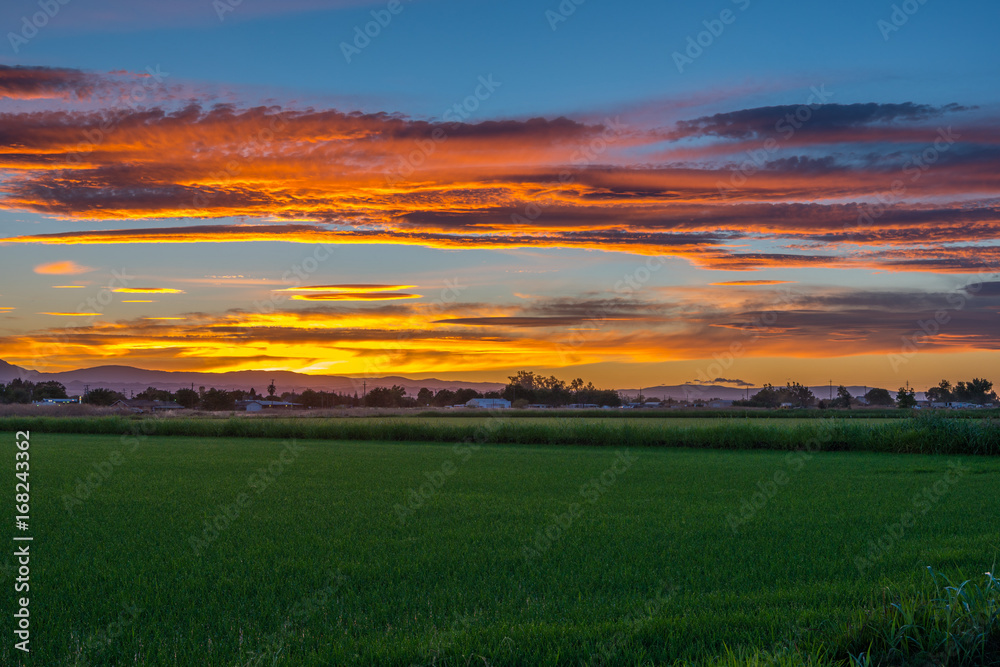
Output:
[
  {"xmin": 83, "ymin": 388, "xmax": 125, "ymax": 406},
  {"xmin": 926, "ymin": 379, "xmax": 952, "ymax": 403},
  {"xmin": 953, "ymin": 378, "xmax": 995, "ymax": 404},
  {"xmin": 201, "ymin": 388, "xmax": 236, "ymax": 411},
  {"xmin": 135, "ymin": 386, "xmax": 172, "ymax": 402},
  {"xmin": 416, "ymin": 388, "xmax": 434, "ymax": 406},
  {"xmin": 364, "ymin": 385, "xmax": 407, "ymax": 408},
  {"xmin": 864, "ymin": 388, "xmax": 894, "ymax": 406},
  {"xmin": 834, "ymin": 385, "xmax": 852, "ymax": 409},
  {"xmin": 783, "ymin": 382, "xmax": 816, "ymax": 408},
  {"xmin": 1, "ymin": 379, "xmax": 34, "ymax": 404},
  {"xmin": 267, "ymin": 381, "xmax": 277, "ymax": 398},
  {"xmin": 740, "ymin": 383, "xmax": 781, "ymax": 408},
  {"xmin": 32, "ymin": 381, "xmax": 68, "ymax": 401},
  {"xmin": 453, "ymin": 388, "xmax": 482, "ymax": 405},
  {"xmin": 896, "ymin": 386, "xmax": 917, "ymax": 409},
  {"xmin": 433, "ymin": 388, "xmax": 456, "ymax": 407},
  {"xmin": 174, "ymin": 388, "xmax": 200, "ymax": 409}
]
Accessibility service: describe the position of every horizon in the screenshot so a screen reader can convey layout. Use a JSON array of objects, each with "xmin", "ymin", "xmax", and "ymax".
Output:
[
  {"xmin": 0, "ymin": 357, "xmax": 968, "ymax": 399},
  {"xmin": 1, "ymin": 0, "xmax": 998, "ymax": 390}
]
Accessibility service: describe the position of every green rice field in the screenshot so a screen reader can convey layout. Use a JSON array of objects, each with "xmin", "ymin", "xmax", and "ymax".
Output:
[{"xmin": 2, "ymin": 431, "xmax": 998, "ymax": 665}]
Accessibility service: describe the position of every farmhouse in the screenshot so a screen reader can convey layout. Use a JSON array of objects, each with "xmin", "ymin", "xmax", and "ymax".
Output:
[
  {"xmin": 465, "ymin": 398, "xmax": 511, "ymax": 409},
  {"xmin": 240, "ymin": 399, "xmax": 303, "ymax": 412}
]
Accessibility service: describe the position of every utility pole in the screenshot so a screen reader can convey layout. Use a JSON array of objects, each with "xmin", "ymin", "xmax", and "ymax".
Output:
[{"xmin": 829, "ymin": 380, "xmax": 833, "ymax": 400}]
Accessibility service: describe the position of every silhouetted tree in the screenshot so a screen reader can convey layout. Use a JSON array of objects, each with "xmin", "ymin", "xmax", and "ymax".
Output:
[
  {"xmin": 32, "ymin": 381, "xmax": 68, "ymax": 401},
  {"xmin": 83, "ymin": 387, "xmax": 125, "ymax": 406},
  {"xmin": 364, "ymin": 385, "xmax": 407, "ymax": 408},
  {"xmin": 202, "ymin": 388, "xmax": 237, "ymax": 411},
  {"xmin": 864, "ymin": 388, "xmax": 894, "ymax": 406},
  {"xmin": 174, "ymin": 388, "xmax": 200, "ymax": 409},
  {"xmin": 896, "ymin": 386, "xmax": 917, "ymax": 409},
  {"xmin": 135, "ymin": 386, "xmax": 172, "ymax": 402},
  {"xmin": 834, "ymin": 385, "xmax": 852, "ymax": 409},
  {"xmin": 926, "ymin": 379, "xmax": 952, "ymax": 403}
]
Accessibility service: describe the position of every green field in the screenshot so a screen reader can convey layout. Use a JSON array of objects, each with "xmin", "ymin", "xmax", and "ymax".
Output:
[
  {"xmin": 2, "ymin": 432, "xmax": 998, "ymax": 665},
  {"xmin": 2, "ymin": 414, "xmax": 999, "ymax": 455}
]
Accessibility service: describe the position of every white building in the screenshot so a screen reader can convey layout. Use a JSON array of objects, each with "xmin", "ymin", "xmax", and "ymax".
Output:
[
  {"xmin": 240, "ymin": 400, "xmax": 302, "ymax": 411},
  {"xmin": 465, "ymin": 398, "xmax": 511, "ymax": 409}
]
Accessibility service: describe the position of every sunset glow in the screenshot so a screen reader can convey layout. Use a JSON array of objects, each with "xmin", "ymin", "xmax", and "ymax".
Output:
[{"xmin": 1, "ymin": 0, "xmax": 997, "ymax": 390}]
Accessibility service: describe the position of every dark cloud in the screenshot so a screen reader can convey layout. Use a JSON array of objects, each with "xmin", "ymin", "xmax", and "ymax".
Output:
[
  {"xmin": 0, "ymin": 65, "xmax": 95, "ymax": 100},
  {"xmin": 673, "ymin": 103, "xmax": 967, "ymax": 141}
]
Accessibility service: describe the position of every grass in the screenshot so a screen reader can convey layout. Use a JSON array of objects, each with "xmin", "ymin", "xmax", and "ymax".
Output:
[
  {"xmin": 845, "ymin": 567, "xmax": 1000, "ymax": 666},
  {"xmin": 1, "ymin": 412, "xmax": 998, "ymax": 455},
  {"xmin": 1, "ymin": 432, "xmax": 998, "ymax": 665}
]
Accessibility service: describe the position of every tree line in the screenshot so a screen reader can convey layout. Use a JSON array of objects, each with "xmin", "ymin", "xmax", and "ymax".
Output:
[
  {"xmin": 0, "ymin": 379, "xmax": 72, "ymax": 404},
  {"xmin": 2, "ymin": 369, "xmax": 624, "ymax": 410},
  {"xmin": 733, "ymin": 377, "xmax": 995, "ymax": 409}
]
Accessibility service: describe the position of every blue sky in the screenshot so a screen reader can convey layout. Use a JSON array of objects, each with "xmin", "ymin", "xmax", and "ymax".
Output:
[{"xmin": 1, "ymin": 0, "xmax": 998, "ymax": 388}]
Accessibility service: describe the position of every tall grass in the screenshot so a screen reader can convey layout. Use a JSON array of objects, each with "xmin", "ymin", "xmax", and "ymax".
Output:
[
  {"xmin": 713, "ymin": 567, "xmax": 999, "ymax": 667},
  {"xmin": 837, "ymin": 568, "xmax": 999, "ymax": 666},
  {"xmin": 1, "ymin": 412, "xmax": 997, "ymax": 454}
]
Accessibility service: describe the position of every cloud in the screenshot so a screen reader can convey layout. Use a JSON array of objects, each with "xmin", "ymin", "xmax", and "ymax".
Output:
[
  {"xmin": 33, "ymin": 260, "xmax": 95, "ymax": 275},
  {"xmin": 275, "ymin": 284, "xmax": 416, "ymax": 293},
  {"xmin": 689, "ymin": 377, "xmax": 753, "ymax": 386},
  {"xmin": 0, "ymin": 65, "xmax": 95, "ymax": 100},
  {"xmin": 290, "ymin": 293, "xmax": 420, "ymax": 301},
  {"xmin": 0, "ymin": 85, "xmax": 996, "ymax": 275},
  {"xmin": 670, "ymin": 102, "xmax": 969, "ymax": 141},
  {"xmin": 2, "ymin": 282, "xmax": 999, "ymax": 375},
  {"xmin": 710, "ymin": 280, "xmax": 797, "ymax": 286},
  {"xmin": 112, "ymin": 287, "xmax": 185, "ymax": 294},
  {"xmin": 37, "ymin": 312, "xmax": 98, "ymax": 317}
]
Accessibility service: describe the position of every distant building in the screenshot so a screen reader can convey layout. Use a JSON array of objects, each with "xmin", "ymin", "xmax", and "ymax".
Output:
[
  {"xmin": 239, "ymin": 400, "xmax": 303, "ymax": 412},
  {"xmin": 34, "ymin": 397, "xmax": 80, "ymax": 405},
  {"xmin": 707, "ymin": 400, "xmax": 734, "ymax": 408},
  {"xmin": 465, "ymin": 398, "xmax": 511, "ymax": 409},
  {"xmin": 112, "ymin": 399, "xmax": 185, "ymax": 413}
]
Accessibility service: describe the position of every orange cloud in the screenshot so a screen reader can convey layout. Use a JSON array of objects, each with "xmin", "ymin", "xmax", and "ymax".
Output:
[
  {"xmin": 275, "ymin": 284, "xmax": 417, "ymax": 293},
  {"xmin": 290, "ymin": 293, "xmax": 421, "ymax": 301},
  {"xmin": 0, "ymin": 97, "xmax": 990, "ymax": 276},
  {"xmin": 710, "ymin": 280, "xmax": 798, "ymax": 286},
  {"xmin": 3, "ymin": 283, "xmax": 997, "ymax": 379},
  {"xmin": 33, "ymin": 260, "xmax": 95, "ymax": 275},
  {"xmin": 38, "ymin": 312, "xmax": 98, "ymax": 316},
  {"xmin": 112, "ymin": 287, "xmax": 185, "ymax": 294}
]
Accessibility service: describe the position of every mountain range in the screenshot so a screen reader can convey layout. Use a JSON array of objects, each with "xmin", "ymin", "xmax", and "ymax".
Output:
[{"xmin": 0, "ymin": 359, "xmax": 912, "ymax": 401}]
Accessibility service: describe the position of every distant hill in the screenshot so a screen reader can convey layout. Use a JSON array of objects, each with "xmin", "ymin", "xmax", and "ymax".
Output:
[
  {"xmin": 0, "ymin": 360, "xmax": 914, "ymax": 401},
  {"xmin": 0, "ymin": 360, "xmax": 503, "ymax": 396},
  {"xmin": 617, "ymin": 384, "xmax": 918, "ymax": 402}
]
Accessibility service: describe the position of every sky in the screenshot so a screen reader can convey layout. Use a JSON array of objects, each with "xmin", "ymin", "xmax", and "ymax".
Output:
[{"xmin": 0, "ymin": 0, "xmax": 998, "ymax": 391}]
